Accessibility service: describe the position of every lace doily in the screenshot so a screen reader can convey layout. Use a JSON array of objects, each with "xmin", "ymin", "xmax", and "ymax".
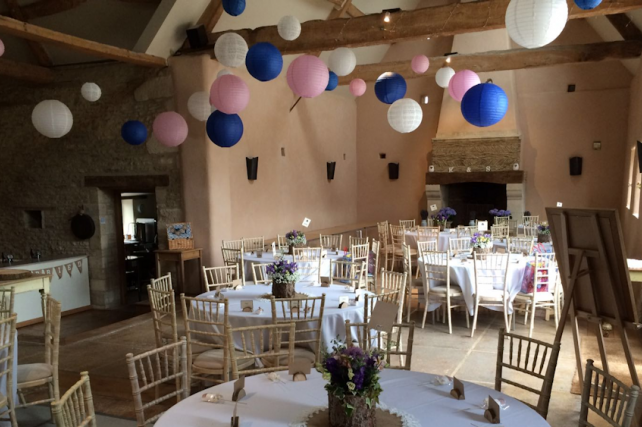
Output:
[{"xmin": 288, "ymin": 402, "xmax": 420, "ymax": 427}]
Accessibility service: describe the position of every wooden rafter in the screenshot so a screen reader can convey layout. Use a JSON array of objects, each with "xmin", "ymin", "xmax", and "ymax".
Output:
[
  {"xmin": 0, "ymin": 57, "xmax": 54, "ymax": 83},
  {"xmin": 326, "ymin": 0, "xmax": 364, "ymax": 17},
  {"xmin": 0, "ymin": 15, "xmax": 166, "ymax": 67},
  {"xmin": 186, "ymin": 0, "xmax": 642, "ymax": 56},
  {"xmin": 3, "ymin": 0, "xmax": 52, "ymax": 66},
  {"xmin": 607, "ymin": 13, "xmax": 642, "ymax": 41},
  {"xmin": 336, "ymin": 40, "xmax": 642, "ymax": 84}
]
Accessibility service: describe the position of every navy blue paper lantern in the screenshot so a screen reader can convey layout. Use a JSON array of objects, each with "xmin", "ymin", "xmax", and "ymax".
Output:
[
  {"xmin": 374, "ymin": 72, "xmax": 407, "ymax": 104},
  {"xmin": 206, "ymin": 111, "xmax": 244, "ymax": 148},
  {"xmin": 222, "ymin": 0, "xmax": 245, "ymax": 16},
  {"xmin": 574, "ymin": 0, "xmax": 602, "ymax": 10},
  {"xmin": 461, "ymin": 82, "xmax": 508, "ymax": 128},
  {"xmin": 245, "ymin": 42, "xmax": 283, "ymax": 82},
  {"xmin": 121, "ymin": 120, "xmax": 147, "ymax": 146},
  {"xmin": 326, "ymin": 71, "xmax": 338, "ymax": 91}
]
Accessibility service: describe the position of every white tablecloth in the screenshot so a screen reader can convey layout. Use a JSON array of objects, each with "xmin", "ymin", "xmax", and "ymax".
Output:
[
  {"xmin": 421, "ymin": 254, "xmax": 529, "ymax": 315},
  {"xmin": 155, "ymin": 370, "xmax": 549, "ymax": 427},
  {"xmin": 405, "ymin": 231, "xmax": 455, "ymax": 251},
  {"xmin": 196, "ymin": 283, "xmax": 369, "ymax": 352},
  {"xmin": 243, "ymin": 252, "xmax": 346, "ymax": 283}
]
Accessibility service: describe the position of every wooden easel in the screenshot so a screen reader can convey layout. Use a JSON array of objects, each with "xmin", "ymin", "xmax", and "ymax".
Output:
[{"xmin": 547, "ymin": 208, "xmax": 641, "ymax": 420}]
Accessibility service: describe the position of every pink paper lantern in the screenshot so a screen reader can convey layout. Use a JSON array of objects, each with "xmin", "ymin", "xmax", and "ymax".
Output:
[
  {"xmin": 210, "ymin": 75, "xmax": 250, "ymax": 114},
  {"xmin": 0, "ymin": 39, "xmax": 5, "ymax": 58},
  {"xmin": 411, "ymin": 55, "xmax": 429, "ymax": 74},
  {"xmin": 448, "ymin": 70, "xmax": 481, "ymax": 102},
  {"xmin": 286, "ymin": 55, "xmax": 329, "ymax": 98},
  {"xmin": 153, "ymin": 112, "xmax": 188, "ymax": 147},
  {"xmin": 349, "ymin": 79, "xmax": 366, "ymax": 97}
]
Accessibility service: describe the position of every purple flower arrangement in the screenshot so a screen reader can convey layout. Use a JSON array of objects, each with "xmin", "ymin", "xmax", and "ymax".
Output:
[
  {"xmin": 317, "ymin": 340, "xmax": 385, "ymax": 416},
  {"xmin": 265, "ymin": 259, "xmax": 300, "ymax": 284},
  {"xmin": 471, "ymin": 232, "xmax": 493, "ymax": 249},
  {"xmin": 489, "ymin": 209, "xmax": 511, "ymax": 217},
  {"xmin": 537, "ymin": 224, "xmax": 550, "ymax": 235},
  {"xmin": 285, "ymin": 230, "xmax": 306, "ymax": 246},
  {"xmin": 431, "ymin": 207, "xmax": 456, "ymax": 223}
]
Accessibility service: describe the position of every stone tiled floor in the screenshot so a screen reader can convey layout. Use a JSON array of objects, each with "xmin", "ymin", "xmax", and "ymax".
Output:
[{"xmin": 16, "ymin": 306, "xmax": 604, "ymax": 426}]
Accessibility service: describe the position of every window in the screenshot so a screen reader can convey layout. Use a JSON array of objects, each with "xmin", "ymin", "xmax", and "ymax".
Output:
[{"xmin": 627, "ymin": 147, "xmax": 636, "ymax": 210}]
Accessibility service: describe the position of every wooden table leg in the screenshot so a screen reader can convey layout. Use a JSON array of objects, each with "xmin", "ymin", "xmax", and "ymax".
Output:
[
  {"xmin": 198, "ymin": 256, "xmax": 204, "ymax": 294},
  {"xmin": 178, "ymin": 260, "xmax": 185, "ymax": 295}
]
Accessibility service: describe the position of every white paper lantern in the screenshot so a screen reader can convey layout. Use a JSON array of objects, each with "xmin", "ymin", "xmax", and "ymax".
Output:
[
  {"xmin": 214, "ymin": 33, "xmax": 248, "ymax": 68},
  {"xmin": 187, "ymin": 91, "xmax": 212, "ymax": 122},
  {"xmin": 217, "ymin": 69, "xmax": 233, "ymax": 79},
  {"xmin": 278, "ymin": 15, "xmax": 301, "ymax": 41},
  {"xmin": 435, "ymin": 67, "xmax": 455, "ymax": 88},
  {"xmin": 388, "ymin": 98, "xmax": 423, "ymax": 134},
  {"xmin": 506, "ymin": 0, "xmax": 568, "ymax": 49},
  {"xmin": 81, "ymin": 82, "xmax": 101, "ymax": 102},
  {"xmin": 32, "ymin": 100, "xmax": 73, "ymax": 138},
  {"xmin": 328, "ymin": 48, "xmax": 356, "ymax": 77}
]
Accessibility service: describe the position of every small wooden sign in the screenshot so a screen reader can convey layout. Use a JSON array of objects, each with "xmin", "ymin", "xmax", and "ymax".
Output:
[
  {"xmin": 289, "ymin": 357, "xmax": 311, "ymax": 382},
  {"xmin": 232, "ymin": 279, "xmax": 243, "ymax": 290},
  {"xmin": 338, "ymin": 296, "xmax": 350, "ymax": 309},
  {"xmin": 450, "ymin": 377, "xmax": 465, "ymax": 400},
  {"xmin": 241, "ymin": 300, "xmax": 253, "ymax": 312},
  {"xmin": 484, "ymin": 396, "xmax": 501, "ymax": 424},
  {"xmin": 320, "ymin": 276, "xmax": 331, "ymax": 287},
  {"xmin": 232, "ymin": 376, "xmax": 246, "ymax": 402},
  {"xmin": 367, "ymin": 301, "xmax": 397, "ymax": 334},
  {"xmin": 289, "ymin": 300, "xmax": 300, "ymax": 312}
]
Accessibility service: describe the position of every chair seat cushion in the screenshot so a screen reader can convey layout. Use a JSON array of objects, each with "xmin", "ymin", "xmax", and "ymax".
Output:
[
  {"xmin": 431, "ymin": 285, "xmax": 462, "ymax": 296},
  {"xmin": 17, "ymin": 363, "xmax": 53, "ymax": 384},
  {"xmin": 516, "ymin": 292, "xmax": 554, "ymax": 302},
  {"xmin": 261, "ymin": 347, "xmax": 316, "ymax": 368},
  {"xmin": 193, "ymin": 349, "xmax": 254, "ymax": 370}
]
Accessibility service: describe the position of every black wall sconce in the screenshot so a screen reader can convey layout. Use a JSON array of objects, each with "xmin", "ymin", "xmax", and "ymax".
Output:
[
  {"xmin": 388, "ymin": 163, "xmax": 399, "ymax": 180},
  {"xmin": 246, "ymin": 157, "xmax": 258, "ymax": 180},
  {"xmin": 327, "ymin": 162, "xmax": 336, "ymax": 180},
  {"xmin": 569, "ymin": 157, "xmax": 582, "ymax": 176}
]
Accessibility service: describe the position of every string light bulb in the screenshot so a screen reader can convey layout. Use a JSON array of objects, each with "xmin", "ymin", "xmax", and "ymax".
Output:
[
  {"xmin": 446, "ymin": 56, "xmax": 451, "ymax": 64},
  {"xmin": 383, "ymin": 11, "xmax": 391, "ymax": 23}
]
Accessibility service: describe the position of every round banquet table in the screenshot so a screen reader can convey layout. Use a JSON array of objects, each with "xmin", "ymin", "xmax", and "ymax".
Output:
[
  {"xmin": 243, "ymin": 251, "xmax": 346, "ymax": 283},
  {"xmin": 405, "ymin": 230, "xmax": 458, "ymax": 251},
  {"xmin": 195, "ymin": 283, "xmax": 369, "ymax": 352},
  {"xmin": 155, "ymin": 370, "xmax": 549, "ymax": 427}
]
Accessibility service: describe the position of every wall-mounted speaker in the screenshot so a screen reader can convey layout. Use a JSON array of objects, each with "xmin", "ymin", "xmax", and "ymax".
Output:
[
  {"xmin": 388, "ymin": 163, "xmax": 399, "ymax": 180},
  {"xmin": 186, "ymin": 25, "xmax": 208, "ymax": 49},
  {"xmin": 569, "ymin": 156, "xmax": 582, "ymax": 176},
  {"xmin": 637, "ymin": 141, "xmax": 642, "ymax": 173},
  {"xmin": 327, "ymin": 162, "xmax": 336, "ymax": 180},
  {"xmin": 246, "ymin": 157, "xmax": 258, "ymax": 180}
]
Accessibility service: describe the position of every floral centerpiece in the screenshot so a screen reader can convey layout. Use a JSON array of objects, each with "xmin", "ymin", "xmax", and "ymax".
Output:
[
  {"xmin": 285, "ymin": 230, "xmax": 306, "ymax": 254},
  {"xmin": 489, "ymin": 208, "xmax": 511, "ymax": 218},
  {"xmin": 471, "ymin": 232, "xmax": 493, "ymax": 256},
  {"xmin": 318, "ymin": 340, "xmax": 385, "ymax": 427},
  {"xmin": 266, "ymin": 259, "xmax": 300, "ymax": 298},
  {"xmin": 432, "ymin": 207, "xmax": 456, "ymax": 231},
  {"xmin": 537, "ymin": 223, "xmax": 551, "ymax": 243}
]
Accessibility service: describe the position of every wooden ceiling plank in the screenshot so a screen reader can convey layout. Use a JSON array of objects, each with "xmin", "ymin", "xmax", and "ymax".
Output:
[
  {"xmin": 4, "ymin": 0, "xmax": 53, "ymax": 66},
  {"xmin": 187, "ymin": 0, "xmax": 642, "ymax": 56},
  {"xmin": 607, "ymin": 13, "xmax": 642, "ymax": 41},
  {"xmin": 337, "ymin": 40, "xmax": 642, "ymax": 84},
  {"xmin": 0, "ymin": 15, "xmax": 166, "ymax": 67},
  {"xmin": 0, "ymin": 57, "xmax": 54, "ymax": 83}
]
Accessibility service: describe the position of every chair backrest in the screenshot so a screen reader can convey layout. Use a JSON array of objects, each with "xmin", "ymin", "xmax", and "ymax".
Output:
[
  {"xmin": 276, "ymin": 235, "xmax": 288, "ymax": 250},
  {"xmin": 365, "ymin": 269, "xmax": 406, "ymax": 323},
  {"xmin": 126, "ymin": 338, "xmax": 189, "ymax": 427},
  {"xmin": 203, "ymin": 265, "xmax": 239, "ymax": 292},
  {"xmin": 417, "ymin": 240, "xmax": 437, "ymax": 255},
  {"xmin": 330, "ymin": 260, "xmax": 366, "ymax": 290},
  {"xmin": 271, "ymin": 295, "xmax": 325, "ymax": 364},
  {"xmin": 251, "ymin": 262, "xmax": 272, "ymax": 285},
  {"xmin": 42, "ymin": 294, "xmax": 61, "ymax": 371},
  {"xmin": 401, "ymin": 243, "xmax": 413, "ymax": 287},
  {"xmin": 491, "ymin": 225, "xmax": 509, "ymax": 240},
  {"xmin": 477, "ymin": 220, "xmax": 489, "ymax": 231},
  {"xmin": 292, "ymin": 247, "xmax": 322, "ymax": 284},
  {"xmin": 369, "ymin": 240, "xmax": 381, "ymax": 292},
  {"xmin": 150, "ymin": 274, "xmax": 172, "ymax": 292},
  {"xmin": 473, "ymin": 253, "xmax": 509, "ymax": 292},
  {"xmin": 523, "ymin": 215, "xmax": 540, "ymax": 227},
  {"xmin": 449, "ymin": 237, "xmax": 471, "ymax": 256},
  {"xmin": 319, "ymin": 234, "xmax": 342, "ymax": 251},
  {"xmin": 420, "ymin": 251, "xmax": 451, "ymax": 301},
  {"xmin": 242, "ymin": 236, "xmax": 264, "ymax": 252},
  {"xmin": 0, "ymin": 287, "xmax": 14, "ymax": 319},
  {"xmin": 389, "ymin": 224, "xmax": 406, "ymax": 250},
  {"xmin": 531, "ymin": 253, "xmax": 558, "ymax": 296},
  {"xmin": 509, "ymin": 237, "xmax": 535, "ymax": 255},
  {"xmin": 495, "ymin": 329, "xmax": 560, "ymax": 420},
  {"xmin": 0, "ymin": 315, "xmax": 16, "ymax": 415},
  {"xmin": 345, "ymin": 320, "xmax": 415, "ymax": 370},
  {"xmin": 351, "ymin": 243, "xmax": 369, "ymax": 263},
  {"xmin": 521, "ymin": 225, "xmax": 538, "ymax": 237},
  {"xmin": 349, "ymin": 236, "xmax": 369, "ymax": 248},
  {"xmin": 377, "ymin": 221, "xmax": 389, "ymax": 245},
  {"xmin": 417, "ymin": 226, "xmax": 439, "ymax": 242},
  {"xmin": 221, "ymin": 248, "xmax": 245, "ymax": 283},
  {"xmin": 180, "ymin": 295, "xmax": 229, "ymax": 384},
  {"xmin": 399, "ymin": 219, "xmax": 416, "ymax": 228},
  {"xmin": 147, "ymin": 286, "xmax": 178, "ymax": 348},
  {"xmin": 227, "ymin": 323, "xmax": 296, "ymax": 380},
  {"xmin": 579, "ymin": 359, "xmax": 640, "ymax": 427},
  {"xmin": 52, "ymin": 372, "xmax": 96, "ymax": 427},
  {"xmin": 456, "ymin": 226, "xmax": 472, "ymax": 238},
  {"xmin": 222, "ymin": 239, "xmax": 244, "ymax": 250},
  {"xmin": 494, "ymin": 216, "xmax": 510, "ymax": 226}
]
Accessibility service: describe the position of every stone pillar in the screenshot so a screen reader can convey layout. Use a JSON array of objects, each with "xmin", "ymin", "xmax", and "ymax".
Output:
[
  {"xmin": 425, "ymin": 184, "xmax": 445, "ymax": 215},
  {"xmin": 507, "ymin": 183, "xmax": 525, "ymax": 221}
]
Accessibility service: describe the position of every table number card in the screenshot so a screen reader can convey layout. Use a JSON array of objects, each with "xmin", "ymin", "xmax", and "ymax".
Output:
[
  {"xmin": 302, "ymin": 218, "xmax": 311, "ymax": 228},
  {"xmin": 478, "ymin": 220, "xmax": 488, "ymax": 232},
  {"xmin": 289, "ymin": 299, "xmax": 300, "ymax": 312},
  {"xmin": 430, "ymin": 204, "xmax": 438, "ymax": 212},
  {"xmin": 338, "ymin": 296, "xmax": 350, "ymax": 309},
  {"xmin": 241, "ymin": 300, "xmax": 253, "ymax": 312},
  {"xmin": 289, "ymin": 358, "xmax": 311, "ymax": 382},
  {"xmin": 367, "ymin": 301, "xmax": 397, "ymax": 334},
  {"xmin": 450, "ymin": 377, "xmax": 465, "ymax": 400},
  {"xmin": 232, "ymin": 376, "xmax": 246, "ymax": 402},
  {"xmin": 557, "ymin": 202, "xmax": 563, "ymax": 207},
  {"xmin": 484, "ymin": 396, "xmax": 501, "ymax": 424}
]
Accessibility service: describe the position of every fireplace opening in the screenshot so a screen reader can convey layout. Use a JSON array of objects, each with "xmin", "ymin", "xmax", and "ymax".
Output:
[{"xmin": 442, "ymin": 182, "xmax": 507, "ymax": 226}]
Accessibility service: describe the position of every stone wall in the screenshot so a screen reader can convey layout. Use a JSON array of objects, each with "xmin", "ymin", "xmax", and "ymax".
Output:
[
  {"xmin": 0, "ymin": 62, "xmax": 183, "ymax": 309},
  {"xmin": 431, "ymin": 137, "xmax": 521, "ymax": 173}
]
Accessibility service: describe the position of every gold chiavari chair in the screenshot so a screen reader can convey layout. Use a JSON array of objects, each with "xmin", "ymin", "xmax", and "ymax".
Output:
[
  {"xmin": 508, "ymin": 236, "xmax": 535, "ymax": 255},
  {"xmin": 456, "ymin": 226, "xmax": 473, "ymax": 239},
  {"xmin": 471, "ymin": 253, "xmax": 510, "ymax": 337},
  {"xmin": 494, "ymin": 216, "xmax": 510, "ymax": 227},
  {"xmin": 227, "ymin": 323, "xmax": 296, "ymax": 380},
  {"xmin": 17, "ymin": 294, "xmax": 61, "ymax": 410},
  {"xmin": 221, "ymin": 239, "xmax": 244, "ymax": 250},
  {"xmin": 402, "ymin": 243, "xmax": 423, "ymax": 322},
  {"xmin": 522, "ymin": 215, "xmax": 540, "ymax": 227},
  {"xmin": 508, "ymin": 219, "xmax": 519, "ymax": 237},
  {"xmin": 521, "ymin": 225, "xmax": 538, "ymax": 237},
  {"xmin": 495, "ymin": 329, "xmax": 560, "ymax": 420},
  {"xmin": 276, "ymin": 235, "xmax": 288, "ymax": 251},
  {"xmin": 319, "ymin": 234, "xmax": 342, "ymax": 251},
  {"xmin": 378, "ymin": 222, "xmax": 394, "ymax": 270},
  {"xmin": 330, "ymin": 260, "xmax": 366, "ymax": 290},
  {"xmin": 0, "ymin": 315, "xmax": 17, "ymax": 427},
  {"xmin": 203, "ymin": 265, "xmax": 239, "ymax": 292},
  {"xmin": 349, "ymin": 236, "xmax": 369, "ymax": 248},
  {"xmin": 390, "ymin": 224, "xmax": 416, "ymax": 268},
  {"xmin": 267, "ymin": 295, "xmax": 325, "ymax": 367},
  {"xmin": 399, "ymin": 219, "xmax": 416, "ymax": 229},
  {"xmin": 491, "ymin": 225, "xmax": 510, "ymax": 251},
  {"xmin": 292, "ymin": 247, "xmax": 322, "ymax": 285},
  {"xmin": 126, "ymin": 338, "xmax": 189, "ymax": 427},
  {"xmin": 345, "ymin": 320, "xmax": 415, "ymax": 370},
  {"xmin": 351, "ymin": 242, "xmax": 370, "ymax": 268},
  {"xmin": 242, "ymin": 236, "xmax": 264, "ymax": 252},
  {"xmin": 150, "ymin": 274, "xmax": 172, "ymax": 292},
  {"xmin": 148, "ymin": 286, "xmax": 178, "ymax": 349},
  {"xmin": 416, "ymin": 226, "xmax": 439, "ymax": 242},
  {"xmin": 579, "ymin": 359, "xmax": 640, "ymax": 427},
  {"xmin": 364, "ymin": 269, "xmax": 406, "ymax": 324},
  {"xmin": 52, "ymin": 372, "xmax": 96, "ymax": 427},
  {"xmin": 0, "ymin": 287, "xmax": 14, "ymax": 319},
  {"xmin": 251, "ymin": 262, "xmax": 271, "ymax": 285},
  {"xmin": 417, "ymin": 240, "xmax": 437, "ymax": 254},
  {"xmin": 221, "ymin": 247, "xmax": 245, "ymax": 284},
  {"xmin": 449, "ymin": 237, "xmax": 471, "ymax": 257},
  {"xmin": 368, "ymin": 240, "xmax": 381, "ymax": 293}
]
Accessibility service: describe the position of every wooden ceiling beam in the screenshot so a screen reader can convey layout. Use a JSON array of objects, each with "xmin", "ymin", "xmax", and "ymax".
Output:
[
  {"xmin": 186, "ymin": 0, "xmax": 642, "ymax": 56},
  {"xmin": 0, "ymin": 15, "xmax": 166, "ymax": 67},
  {"xmin": 607, "ymin": 13, "xmax": 642, "ymax": 40},
  {"xmin": 326, "ymin": 0, "xmax": 364, "ymax": 17},
  {"xmin": 337, "ymin": 40, "xmax": 642, "ymax": 84},
  {"xmin": 0, "ymin": 57, "xmax": 54, "ymax": 83}
]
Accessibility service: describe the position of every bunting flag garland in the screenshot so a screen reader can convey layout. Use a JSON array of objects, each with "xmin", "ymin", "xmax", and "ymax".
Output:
[
  {"xmin": 28, "ymin": 258, "xmax": 86, "ymax": 279},
  {"xmin": 31, "ymin": 269, "xmax": 42, "ymax": 274},
  {"xmin": 54, "ymin": 266, "xmax": 64, "ymax": 280},
  {"xmin": 75, "ymin": 260, "xmax": 83, "ymax": 273},
  {"xmin": 65, "ymin": 263, "xmax": 74, "ymax": 277}
]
